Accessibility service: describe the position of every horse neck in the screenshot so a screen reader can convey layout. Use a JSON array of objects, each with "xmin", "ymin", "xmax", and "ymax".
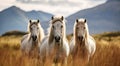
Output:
[
  {"xmin": 85, "ymin": 25, "xmax": 89, "ymax": 41},
  {"xmin": 75, "ymin": 38, "xmax": 86, "ymax": 47},
  {"xmin": 37, "ymin": 31, "xmax": 41, "ymax": 43},
  {"xmin": 73, "ymin": 37, "xmax": 88, "ymax": 57},
  {"xmin": 73, "ymin": 30, "xmax": 89, "ymax": 57},
  {"xmin": 74, "ymin": 31, "xmax": 87, "ymax": 48},
  {"xmin": 28, "ymin": 33, "xmax": 32, "ymax": 41}
]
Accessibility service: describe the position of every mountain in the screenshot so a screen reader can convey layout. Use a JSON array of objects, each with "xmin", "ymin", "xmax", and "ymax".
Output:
[
  {"xmin": 26, "ymin": 10, "xmax": 52, "ymax": 21},
  {"xmin": 0, "ymin": 6, "xmax": 53, "ymax": 35},
  {"xmin": 66, "ymin": 0, "xmax": 120, "ymax": 34}
]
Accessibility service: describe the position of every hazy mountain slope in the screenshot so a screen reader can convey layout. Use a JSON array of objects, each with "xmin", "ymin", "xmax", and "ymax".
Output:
[
  {"xmin": 0, "ymin": 6, "xmax": 53, "ymax": 35},
  {"xmin": 66, "ymin": 0, "xmax": 120, "ymax": 34}
]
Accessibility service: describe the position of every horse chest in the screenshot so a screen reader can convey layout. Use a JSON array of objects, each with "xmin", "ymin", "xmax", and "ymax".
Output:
[
  {"xmin": 49, "ymin": 46, "xmax": 65, "ymax": 61},
  {"xmin": 32, "ymin": 42, "xmax": 38, "ymax": 48},
  {"xmin": 29, "ymin": 41, "xmax": 39, "ymax": 52},
  {"xmin": 72, "ymin": 45, "xmax": 89, "ymax": 60}
]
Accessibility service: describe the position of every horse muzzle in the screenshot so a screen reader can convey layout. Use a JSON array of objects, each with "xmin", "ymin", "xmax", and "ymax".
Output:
[
  {"xmin": 55, "ymin": 36, "xmax": 60, "ymax": 42},
  {"xmin": 32, "ymin": 35, "xmax": 37, "ymax": 41},
  {"xmin": 78, "ymin": 36, "xmax": 84, "ymax": 41}
]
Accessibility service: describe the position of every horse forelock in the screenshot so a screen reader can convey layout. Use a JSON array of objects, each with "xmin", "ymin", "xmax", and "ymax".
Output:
[
  {"xmin": 30, "ymin": 22, "xmax": 38, "ymax": 26},
  {"xmin": 51, "ymin": 18, "xmax": 63, "ymax": 24},
  {"xmin": 28, "ymin": 22, "xmax": 39, "ymax": 32}
]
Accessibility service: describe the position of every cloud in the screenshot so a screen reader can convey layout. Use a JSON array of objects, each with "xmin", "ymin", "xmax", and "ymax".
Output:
[
  {"xmin": 0, "ymin": 0, "xmax": 15, "ymax": 10},
  {"xmin": 0, "ymin": 0, "xmax": 107, "ymax": 17}
]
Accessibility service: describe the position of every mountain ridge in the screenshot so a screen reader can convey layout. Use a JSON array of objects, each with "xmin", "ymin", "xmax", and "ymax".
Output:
[
  {"xmin": 0, "ymin": 6, "xmax": 53, "ymax": 35},
  {"xmin": 66, "ymin": 0, "xmax": 120, "ymax": 34}
]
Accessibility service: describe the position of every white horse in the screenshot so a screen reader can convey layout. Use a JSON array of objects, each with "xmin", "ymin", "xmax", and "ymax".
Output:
[
  {"xmin": 70, "ymin": 18, "xmax": 96, "ymax": 66},
  {"xmin": 21, "ymin": 20, "xmax": 45, "ymax": 56},
  {"xmin": 39, "ymin": 16, "xmax": 69, "ymax": 66}
]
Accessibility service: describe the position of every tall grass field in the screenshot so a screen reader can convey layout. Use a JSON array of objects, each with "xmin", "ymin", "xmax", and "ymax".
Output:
[{"xmin": 0, "ymin": 31, "xmax": 120, "ymax": 66}]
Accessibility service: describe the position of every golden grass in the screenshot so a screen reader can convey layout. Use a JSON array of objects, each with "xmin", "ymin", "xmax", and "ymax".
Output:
[
  {"xmin": 0, "ymin": 32, "xmax": 120, "ymax": 66},
  {"xmin": 0, "ymin": 36, "xmax": 21, "ymax": 50}
]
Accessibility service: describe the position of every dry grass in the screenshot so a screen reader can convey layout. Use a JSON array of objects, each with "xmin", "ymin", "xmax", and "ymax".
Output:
[
  {"xmin": 0, "ymin": 35, "xmax": 41, "ymax": 66},
  {"xmin": 0, "ymin": 32, "xmax": 120, "ymax": 66}
]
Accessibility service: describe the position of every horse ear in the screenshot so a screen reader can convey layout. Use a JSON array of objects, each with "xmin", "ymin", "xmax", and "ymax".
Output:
[
  {"xmin": 61, "ymin": 16, "xmax": 64, "ymax": 20},
  {"xmin": 37, "ymin": 20, "xmax": 39, "ymax": 23},
  {"xmin": 76, "ymin": 19, "xmax": 79, "ymax": 23},
  {"xmin": 84, "ymin": 19, "xmax": 86, "ymax": 23},
  {"xmin": 29, "ymin": 20, "xmax": 32, "ymax": 23},
  {"xmin": 51, "ymin": 16, "xmax": 54, "ymax": 20}
]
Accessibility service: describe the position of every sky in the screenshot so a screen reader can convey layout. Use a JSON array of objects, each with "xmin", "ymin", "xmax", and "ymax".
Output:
[{"xmin": 0, "ymin": 0, "xmax": 107, "ymax": 17}]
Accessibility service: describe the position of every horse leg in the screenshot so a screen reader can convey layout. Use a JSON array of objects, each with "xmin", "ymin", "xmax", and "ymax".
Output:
[
  {"xmin": 61, "ymin": 57, "xmax": 67, "ymax": 66},
  {"xmin": 53, "ymin": 58, "xmax": 59, "ymax": 66},
  {"xmin": 21, "ymin": 51, "xmax": 26, "ymax": 57},
  {"xmin": 54, "ymin": 62, "xmax": 58, "ymax": 66},
  {"xmin": 72, "ymin": 58, "xmax": 76, "ymax": 66},
  {"xmin": 72, "ymin": 57, "xmax": 82, "ymax": 66},
  {"xmin": 28, "ymin": 51, "xmax": 32, "ymax": 58},
  {"xmin": 39, "ymin": 56, "xmax": 45, "ymax": 66}
]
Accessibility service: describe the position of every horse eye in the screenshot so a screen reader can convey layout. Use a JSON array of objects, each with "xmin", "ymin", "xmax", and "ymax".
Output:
[
  {"xmin": 30, "ymin": 27, "xmax": 32, "ymax": 30},
  {"xmin": 52, "ymin": 25, "xmax": 54, "ymax": 29},
  {"xmin": 76, "ymin": 27, "xmax": 79, "ymax": 29},
  {"xmin": 61, "ymin": 25, "xmax": 63, "ymax": 28},
  {"xmin": 84, "ymin": 27, "xmax": 86, "ymax": 29},
  {"xmin": 37, "ymin": 27, "xmax": 39, "ymax": 29}
]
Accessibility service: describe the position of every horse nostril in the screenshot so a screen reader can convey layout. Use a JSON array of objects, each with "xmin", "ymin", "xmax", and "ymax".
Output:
[
  {"xmin": 55, "ymin": 36, "xmax": 60, "ymax": 42},
  {"xmin": 57, "ymin": 36, "xmax": 60, "ymax": 40},
  {"xmin": 81, "ymin": 36, "xmax": 83, "ymax": 40},
  {"xmin": 35, "ymin": 35, "xmax": 37, "ymax": 39},
  {"xmin": 32, "ymin": 35, "xmax": 37, "ymax": 41},
  {"xmin": 78, "ymin": 36, "xmax": 83, "ymax": 41}
]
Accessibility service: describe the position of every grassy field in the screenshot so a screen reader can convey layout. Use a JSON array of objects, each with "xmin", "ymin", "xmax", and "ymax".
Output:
[{"xmin": 0, "ymin": 31, "xmax": 120, "ymax": 66}]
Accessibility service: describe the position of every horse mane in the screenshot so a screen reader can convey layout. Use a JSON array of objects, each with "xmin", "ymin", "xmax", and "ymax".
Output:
[
  {"xmin": 27, "ymin": 21, "xmax": 31, "ymax": 33},
  {"xmin": 38, "ymin": 23, "xmax": 45, "ymax": 41},
  {"xmin": 48, "ymin": 16, "xmax": 67, "ymax": 44},
  {"xmin": 73, "ymin": 18, "xmax": 89, "ymax": 44}
]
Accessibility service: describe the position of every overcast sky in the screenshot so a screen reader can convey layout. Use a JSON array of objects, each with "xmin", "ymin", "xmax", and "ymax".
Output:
[{"xmin": 0, "ymin": 0, "xmax": 107, "ymax": 17}]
